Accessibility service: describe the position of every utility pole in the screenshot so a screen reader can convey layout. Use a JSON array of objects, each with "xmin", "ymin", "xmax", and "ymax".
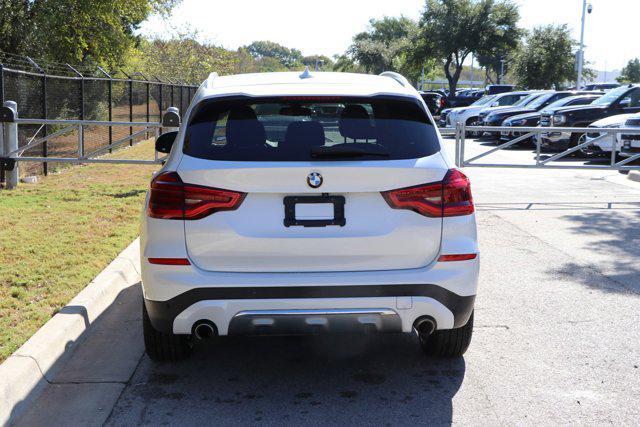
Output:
[{"xmin": 577, "ymin": 0, "xmax": 592, "ymax": 89}]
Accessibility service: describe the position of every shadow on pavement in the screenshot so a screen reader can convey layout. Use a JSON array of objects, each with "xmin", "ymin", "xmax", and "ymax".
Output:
[
  {"xmin": 107, "ymin": 333, "xmax": 466, "ymax": 425},
  {"xmin": 9, "ymin": 283, "xmax": 144, "ymax": 426},
  {"xmin": 550, "ymin": 210, "xmax": 640, "ymax": 294}
]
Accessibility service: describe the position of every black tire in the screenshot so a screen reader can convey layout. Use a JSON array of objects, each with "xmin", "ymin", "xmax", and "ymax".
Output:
[
  {"xmin": 420, "ymin": 311, "xmax": 474, "ymax": 358},
  {"xmin": 143, "ymin": 300, "xmax": 192, "ymax": 362}
]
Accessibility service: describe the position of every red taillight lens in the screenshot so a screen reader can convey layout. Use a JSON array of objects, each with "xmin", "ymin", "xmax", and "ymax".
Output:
[
  {"xmin": 440, "ymin": 98, "xmax": 446, "ymax": 108},
  {"xmin": 148, "ymin": 172, "xmax": 246, "ymax": 220},
  {"xmin": 441, "ymin": 169, "xmax": 474, "ymax": 217},
  {"xmin": 381, "ymin": 169, "xmax": 474, "ymax": 218}
]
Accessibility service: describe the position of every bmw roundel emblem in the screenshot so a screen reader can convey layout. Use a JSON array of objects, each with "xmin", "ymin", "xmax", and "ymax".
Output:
[{"xmin": 307, "ymin": 172, "xmax": 323, "ymax": 188}]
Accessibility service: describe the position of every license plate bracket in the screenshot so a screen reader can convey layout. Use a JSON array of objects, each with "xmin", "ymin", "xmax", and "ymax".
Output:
[{"xmin": 283, "ymin": 195, "xmax": 346, "ymax": 227}]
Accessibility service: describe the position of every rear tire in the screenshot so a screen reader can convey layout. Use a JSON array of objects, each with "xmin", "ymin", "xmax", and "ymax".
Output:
[
  {"xmin": 143, "ymin": 300, "xmax": 192, "ymax": 362},
  {"xmin": 419, "ymin": 311, "xmax": 474, "ymax": 358}
]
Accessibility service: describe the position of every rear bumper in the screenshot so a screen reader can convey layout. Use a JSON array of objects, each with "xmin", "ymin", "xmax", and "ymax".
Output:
[{"xmin": 144, "ymin": 284, "xmax": 476, "ymax": 335}]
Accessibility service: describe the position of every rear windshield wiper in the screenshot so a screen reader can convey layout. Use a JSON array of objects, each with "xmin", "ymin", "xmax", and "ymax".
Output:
[{"xmin": 311, "ymin": 144, "xmax": 390, "ymax": 158}]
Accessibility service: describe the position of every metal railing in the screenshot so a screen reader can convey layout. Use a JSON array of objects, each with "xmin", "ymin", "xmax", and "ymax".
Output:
[
  {"xmin": 0, "ymin": 57, "xmax": 197, "ymax": 176},
  {"xmin": 1, "ymin": 101, "xmax": 180, "ymax": 189},
  {"xmin": 446, "ymin": 124, "xmax": 640, "ymax": 170}
]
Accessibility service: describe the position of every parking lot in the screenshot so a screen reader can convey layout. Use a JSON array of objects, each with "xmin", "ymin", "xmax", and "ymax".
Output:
[{"xmin": 11, "ymin": 135, "xmax": 640, "ymax": 426}]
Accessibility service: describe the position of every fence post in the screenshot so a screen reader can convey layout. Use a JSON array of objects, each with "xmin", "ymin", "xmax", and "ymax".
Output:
[
  {"xmin": 42, "ymin": 72, "xmax": 48, "ymax": 175},
  {"xmin": 0, "ymin": 64, "xmax": 4, "ymax": 183},
  {"xmin": 0, "ymin": 64, "xmax": 4, "ymax": 105},
  {"xmin": 3, "ymin": 101, "xmax": 18, "ymax": 189},
  {"xmin": 146, "ymin": 80, "xmax": 150, "ymax": 138},
  {"xmin": 129, "ymin": 76, "xmax": 133, "ymax": 145}
]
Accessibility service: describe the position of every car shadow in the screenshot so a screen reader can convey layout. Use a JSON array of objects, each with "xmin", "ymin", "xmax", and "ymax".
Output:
[{"xmin": 109, "ymin": 333, "xmax": 466, "ymax": 425}]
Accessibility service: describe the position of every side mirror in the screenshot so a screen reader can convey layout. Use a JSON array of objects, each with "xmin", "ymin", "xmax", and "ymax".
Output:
[
  {"xmin": 490, "ymin": 102, "xmax": 499, "ymax": 107},
  {"xmin": 619, "ymin": 98, "xmax": 631, "ymax": 108},
  {"xmin": 155, "ymin": 131, "xmax": 178, "ymax": 154}
]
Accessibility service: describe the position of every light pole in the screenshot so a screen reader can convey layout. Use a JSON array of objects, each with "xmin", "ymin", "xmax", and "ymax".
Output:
[
  {"xmin": 499, "ymin": 59, "xmax": 506, "ymax": 84},
  {"xmin": 577, "ymin": 0, "xmax": 593, "ymax": 89}
]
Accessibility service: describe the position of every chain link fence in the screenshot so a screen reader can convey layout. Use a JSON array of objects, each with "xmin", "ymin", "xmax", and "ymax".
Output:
[{"xmin": 0, "ymin": 62, "xmax": 197, "ymax": 176}]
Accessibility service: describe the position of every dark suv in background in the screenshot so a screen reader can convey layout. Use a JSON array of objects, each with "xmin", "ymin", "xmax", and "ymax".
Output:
[{"xmin": 540, "ymin": 84, "xmax": 640, "ymax": 150}]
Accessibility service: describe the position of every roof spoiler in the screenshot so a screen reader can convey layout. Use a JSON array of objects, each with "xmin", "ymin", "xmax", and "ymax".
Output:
[
  {"xmin": 379, "ymin": 71, "xmax": 411, "ymax": 88},
  {"xmin": 200, "ymin": 72, "xmax": 219, "ymax": 90}
]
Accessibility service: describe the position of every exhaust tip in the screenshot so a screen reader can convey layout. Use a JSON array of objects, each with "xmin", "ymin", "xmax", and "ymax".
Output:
[
  {"xmin": 413, "ymin": 316, "xmax": 436, "ymax": 337},
  {"xmin": 192, "ymin": 320, "xmax": 218, "ymax": 340}
]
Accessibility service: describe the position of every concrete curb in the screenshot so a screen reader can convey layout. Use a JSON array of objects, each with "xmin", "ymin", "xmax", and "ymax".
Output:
[
  {"xmin": 0, "ymin": 238, "xmax": 141, "ymax": 425},
  {"xmin": 627, "ymin": 170, "xmax": 640, "ymax": 183}
]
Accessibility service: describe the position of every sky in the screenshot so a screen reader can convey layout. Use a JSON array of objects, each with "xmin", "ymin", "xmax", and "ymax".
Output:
[{"xmin": 140, "ymin": 0, "xmax": 640, "ymax": 73}]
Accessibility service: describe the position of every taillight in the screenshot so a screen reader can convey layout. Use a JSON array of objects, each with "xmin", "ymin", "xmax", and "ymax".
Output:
[
  {"xmin": 381, "ymin": 169, "xmax": 474, "ymax": 218},
  {"xmin": 148, "ymin": 172, "xmax": 246, "ymax": 220},
  {"xmin": 440, "ymin": 98, "xmax": 446, "ymax": 108}
]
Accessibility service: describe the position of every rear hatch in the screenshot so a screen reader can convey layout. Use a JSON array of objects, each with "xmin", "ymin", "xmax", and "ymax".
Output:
[{"xmin": 177, "ymin": 95, "xmax": 448, "ymax": 273}]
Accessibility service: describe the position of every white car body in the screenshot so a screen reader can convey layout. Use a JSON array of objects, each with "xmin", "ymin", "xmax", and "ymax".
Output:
[
  {"xmin": 140, "ymin": 71, "xmax": 479, "ymax": 359},
  {"xmin": 586, "ymin": 114, "xmax": 635, "ymax": 153}
]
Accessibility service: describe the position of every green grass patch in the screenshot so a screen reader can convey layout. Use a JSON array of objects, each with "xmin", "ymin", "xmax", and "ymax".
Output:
[{"xmin": 0, "ymin": 141, "xmax": 158, "ymax": 362}]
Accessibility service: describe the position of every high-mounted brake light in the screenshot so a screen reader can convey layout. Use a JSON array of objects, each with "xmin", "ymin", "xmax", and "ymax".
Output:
[
  {"xmin": 148, "ymin": 172, "xmax": 246, "ymax": 220},
  {"xmin": 381, "ymin": 169, "xmax": 474, "ymax": 218}
]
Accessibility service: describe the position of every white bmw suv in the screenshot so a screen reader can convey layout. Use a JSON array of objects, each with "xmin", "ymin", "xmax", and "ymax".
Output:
[{"xmin": 141, "ymin": 70, "xmax": 479, "ymax": 361}]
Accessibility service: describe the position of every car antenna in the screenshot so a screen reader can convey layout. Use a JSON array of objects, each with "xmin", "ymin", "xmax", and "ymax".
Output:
[{"xmin": 299, "ymin": 66, "xmax": 312, "ymax": 79}]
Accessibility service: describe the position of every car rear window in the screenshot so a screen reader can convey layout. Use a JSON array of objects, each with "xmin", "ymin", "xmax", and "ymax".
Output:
[{"xmin": 183, "ymin": 96, "xmax": 440, "ymax": 161}]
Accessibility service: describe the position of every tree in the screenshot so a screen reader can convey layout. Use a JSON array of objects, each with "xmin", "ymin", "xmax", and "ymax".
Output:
[
  {"xmin": 301, "ymin": 55, "xmax": 334, "ymax": 71},
  {"xmin": 413, "ymin": 0, "xmax": 521, "ymax": 95},
  {"xmin": 512, "ymin": 24, "xmax": 575, "ymax": 89},
  {"xmin": 0, "ymin": 0, "xmax": 180, "ymax": 69},
  {"xmin": 617, "ymin": 58, "xmax": 640, "ymax": 83},
  {"xmin": 134, "ymin": 32, "xmax": 240, "ymax": 83},
  {"xmin": 244, "ymin": 41, "xmax": 303, "ymax": 68},
  {"xmin": 347, "ymin": 17, "xmax": 416, "ymax": 74}
]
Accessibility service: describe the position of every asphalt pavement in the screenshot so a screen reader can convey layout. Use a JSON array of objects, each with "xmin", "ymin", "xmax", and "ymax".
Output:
[{"xmin": 12, "ymin": 137, "xmax": 640, "ymax": 426}]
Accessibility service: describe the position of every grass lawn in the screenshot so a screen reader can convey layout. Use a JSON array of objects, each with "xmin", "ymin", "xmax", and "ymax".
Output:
[{"xmin": 0, "ymin": 140, "xmax": 158, "ymax": 362}]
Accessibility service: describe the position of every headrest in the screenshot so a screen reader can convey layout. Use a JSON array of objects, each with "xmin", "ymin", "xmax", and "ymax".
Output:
[
  {"xmin": 225, "ymin": 107, "xmax": 265, "ymax": 148},
  {"xmin": 339, "ymin": 105, "xmax": 376, "ymax": 140},
  {"xmin": 283, "ymin": 121, "xmax": 325, "ymax": 152},
  {"xmin": 228, "ymin": 106, "xmax": 258, "ymax": 121}
]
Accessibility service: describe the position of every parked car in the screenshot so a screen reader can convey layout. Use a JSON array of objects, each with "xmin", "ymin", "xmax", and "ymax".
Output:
[
  {"xmin": 420, "ymin": 91, "xmax": 444, "ymax": 115},
  {"xmin": 582, "ymin": 82, "xmax": 620, "ymax": 91},
  {"xmin": 477, "ymin": 91, "xmax": 546, "ymax": 137},
  {"xmin": 443, "ymin": 89, "xmax": 485, "ymax": 109},
  {"xmin": 443, "ymin": 91, "xmax": 532, "ymax": 130},
  {"xmin": 579, "ymin": 113, "xmax": 636, "ymax": 157},
  {"xmin": 539, "ymin": 84, "xmax": 640, "ymax": 150},
  {"xmin": 141, "ymin": 70, "xmax": 479, "ymax": 361},
  {"xmin": 500, "ymin": 93, "xmax": 602, "ymax": 143},
  {"xmin": 616, "ymin": 114, "xmax": 640, "ymax": 159},
  {"xmin": 486, "ymin": 84, "xmax": 515, "ymax": 95},
  {"xmin": 439, "ymin": 95, "xmax": 497, "ymax": 127}
]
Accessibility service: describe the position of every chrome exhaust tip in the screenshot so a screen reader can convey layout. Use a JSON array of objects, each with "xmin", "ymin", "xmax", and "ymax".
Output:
[
  {"xmin": 413, "ymin": 316, "xmax": 436, "ymax": 336},
  {"xmin": 192, "ymin": 321, "xmax": 217, "ymax": 340}
]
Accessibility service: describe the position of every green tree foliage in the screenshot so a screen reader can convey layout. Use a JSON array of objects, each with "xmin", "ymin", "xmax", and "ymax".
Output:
[
  {"xmin": 134, "ymin": 34, "xmax": 240, "ymax": 83},
  {"xmin": 512, "ymin": 24, "xmax": 575, "ymax": 89},
  {"xmin": 617, "ymin": 58, "xmax": 640, "ymax": 83},
  {"xmin": 244, "ymin": 41, "xmax": 303, "ymax": 68},
  {"xmin": 347, "ymin": 17, "xmax": 416, "ymax": 75},
  {"xmin": 413, "ymin": 0, "xmax": 520, "ymax": 95},
  {"xmin": 301, "ymin": 55, "xmax": 334, "ymax": 71},
  {"xmin": 474, "ymin": 0, "xmax": 521, "ymax": 84},
  {"xmin": 0, "ymin": 0, "xmax": 180, "ymax": 69}
]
